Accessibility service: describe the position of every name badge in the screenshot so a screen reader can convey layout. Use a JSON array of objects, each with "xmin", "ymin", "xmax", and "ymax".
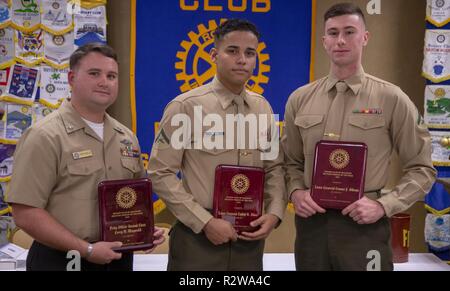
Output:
[{"xmin": 72, "ymin": 150, "xmax": 93, "ymax": 160}]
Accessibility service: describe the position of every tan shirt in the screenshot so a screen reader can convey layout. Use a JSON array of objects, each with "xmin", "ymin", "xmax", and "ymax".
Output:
[
  {"xmin": 282, "ymin": 68, "xmax": 436, "ymax": 217},
  {"xmin": 6, "ymin": 100, "xmax": 145, "ymax": 242},
  {"xmin": 148, "ymin": 77, "xmax": 287, "ymax": 234}
]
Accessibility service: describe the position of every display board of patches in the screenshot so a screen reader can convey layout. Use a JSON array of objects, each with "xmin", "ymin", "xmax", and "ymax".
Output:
[
  {"xmin": 0, "ymin": 0, "xmax": 107, "ymax": 217},
  {"xmin": 424, "ymin": 0, "xmax": 450, "ymax": 264}
]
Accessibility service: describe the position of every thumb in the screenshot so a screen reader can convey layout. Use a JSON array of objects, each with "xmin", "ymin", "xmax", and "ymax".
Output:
[
  {"xmin": 111, "ymin": 241, "xmax": 123, "ymax": 249},
  {"xmin": 250, "ymin": 216, "xmax": 264, "ymax": 227}
]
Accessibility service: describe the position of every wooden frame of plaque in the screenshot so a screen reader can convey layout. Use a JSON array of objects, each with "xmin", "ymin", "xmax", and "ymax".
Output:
[
  {"xmin": 310, "ymin": 140, "xmax": 368, "ymax": 209},
  {"xmin": 213, "ymin": 165, "xmax": 265, "ymax": 233},
  {"xmin": 98, "ymin": 178, "xmax": 154, "ymax": 252}
]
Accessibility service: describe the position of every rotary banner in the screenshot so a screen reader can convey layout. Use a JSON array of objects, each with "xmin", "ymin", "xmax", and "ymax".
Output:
[
  {"xmin": 423, "ymin": 29, "xmax": 450, "ymax": 83},
  {"xmin": 133, "ymin": 0, "xmax": 314, "ymax": 213},
  {"xmin": 427, "ymin": 0, "xmax": 450, "ymax": 27},
  {"xmin": 425, "ymin": 85, "xmax": 450, "ymax": 128}
]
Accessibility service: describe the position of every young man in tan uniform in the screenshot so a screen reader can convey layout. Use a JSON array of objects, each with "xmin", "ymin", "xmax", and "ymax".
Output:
[
  {"xmin": 149, "ymin": 19, "xmax": 287, "ymax": 271},
  {"xmin": 282, "ymin": 3, "xmax": 436, "ymax": 271},
  {"xmin": 6, "ymin": 43, "xmax": 165, "ymax": 271}
]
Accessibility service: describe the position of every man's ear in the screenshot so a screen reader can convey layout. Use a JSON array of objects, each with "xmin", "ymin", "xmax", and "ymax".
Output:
[
  {"xmin": 363, "ymin": 31, "xmax": 370, "ymax": 47},
  {"xmin": 68, "ymin": 70, "xmax": 75, "ymax": 87},
  {"xmin": 210, "ymin": 47, "xmax": 218, "ymax": 63}
]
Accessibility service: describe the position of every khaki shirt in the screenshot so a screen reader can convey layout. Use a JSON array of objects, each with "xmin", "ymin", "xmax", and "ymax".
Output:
[
  {"xmin": 6, "ymin": 100, "xmax": 145, "ymax": 242},
  {"xmin": 148, "ymin": 77, "xmax": 287, "ymax": 234},
  {"xmin": 282, "ymin": 68, "xmax": 436, "ymax": 217}
]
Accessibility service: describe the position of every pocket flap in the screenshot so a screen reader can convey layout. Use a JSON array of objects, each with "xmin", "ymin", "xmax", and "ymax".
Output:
[
  {"xmin": 349, "ymin": 115, "xmax": 385, "ymax": 130},
  {"xmin": 294, "ymin": 115, "xmax": 324, "ymax": 129},
  {"xmin": 121, "ymin": 158, "xmax": 142, "ymax": 173},
  {"xmin": 67, "ymin": 159, "xmax": 102, "ymax": 176}
]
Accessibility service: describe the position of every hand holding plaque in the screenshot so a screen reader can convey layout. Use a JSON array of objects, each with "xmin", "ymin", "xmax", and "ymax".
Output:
[
  {"xmin": 213, "ymin": 165, "xmax": 265, "ymax": 233},
  {"xmin": 98, "ymin": 178, "xmax": 154, "ymax": 252},
  {"xmin": 310, "ymin": 140, "xmax": 368, "ymax": 209}
]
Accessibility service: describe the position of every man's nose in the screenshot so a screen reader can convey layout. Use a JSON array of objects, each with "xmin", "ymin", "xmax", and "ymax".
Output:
[
  {"xmin": 236, "ymin": 52, "xmax": 247, "ymax": 64},
  {"xmin": 97, "ymin": 74, "xmax": 108, "ymax": 86},
  {"xmin": 337, "ymin": 33, "xmax": 346, "ymax": 45}
]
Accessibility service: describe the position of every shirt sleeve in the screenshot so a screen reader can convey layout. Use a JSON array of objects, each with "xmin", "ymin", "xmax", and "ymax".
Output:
[
  {"xmin": 377, "ymin": 89, "xmax": 437, "ymax": 216},
  {"xmin": 261, "ymin": 103, "xmax": 288, "ymax": 221},
  {"xmin": 148, "ymin": 101, "xmax": 212, "ymax": 234},
  {"xmin": 282, "ymin": 91, "xmax": 308, "ymax": 199},
  {"xmin": 6, "ymin": 127, "xmax": 58, "ymax": 208}
]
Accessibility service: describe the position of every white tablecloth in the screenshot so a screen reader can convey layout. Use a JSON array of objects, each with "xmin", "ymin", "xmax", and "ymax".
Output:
[{"xmin": 133, "ymin": 253, "xmax": 450, "ymax": 271}]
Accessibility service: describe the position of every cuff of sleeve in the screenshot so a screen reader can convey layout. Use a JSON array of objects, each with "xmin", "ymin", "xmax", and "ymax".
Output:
[
  {"xmin": 266, "ymin": 201, "xmax": 287, "ymax": 223},
  {"xmin": 377, "ymin": 194, "xmax": 404, "ymax": 217},
  {"xmin": 189, "ymin": 208, "xmax": 214, "ymax": 234}
]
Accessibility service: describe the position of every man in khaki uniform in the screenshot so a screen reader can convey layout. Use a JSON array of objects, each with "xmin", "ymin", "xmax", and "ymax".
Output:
[
  {"xmin": 282, "ymin": 3, "xmax": 436, "ymax": 271},
  {"xmin": 149, "ymin": 19, "xmax": 287, "ymax": 271},
  {"xmin": 6, "ymin": 43, "xmax": 165, "ymax": 271}
]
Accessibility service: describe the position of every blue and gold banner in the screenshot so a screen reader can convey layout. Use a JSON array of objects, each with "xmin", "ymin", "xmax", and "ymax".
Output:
[{"xmin": 133, "ymin": 0, "xmax": 314, "ymax": 213}]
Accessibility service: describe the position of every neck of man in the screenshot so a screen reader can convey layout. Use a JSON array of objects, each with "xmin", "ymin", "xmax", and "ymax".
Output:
[
  {"xmin": 70, "ymin": 98, "xmax": 106, "ymax": 123},
  {"xmin": 330, "ymin": 62, "xmax": 361, "ymax": 81},
  {"xmin": 217, "ymin": 75, "xmax": 245, "ymax": 95}
]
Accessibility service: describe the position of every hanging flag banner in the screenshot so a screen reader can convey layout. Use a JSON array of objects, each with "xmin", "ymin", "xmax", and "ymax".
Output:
[
  {"xmin": 39, "ymin": 64, "xmax": 69, "ymax": 107},
  {"xmin": 33, "ymin": 102, "xmax": 53, "ymax": 122},
  {"xmin": 0, "ymin": 143, "xmax": 14, "ymax": 181},
  {"xmin": 79, "ymin": 0, "xmax": 106, "ymax": 9},
  {"xmin": 3, "ymin": 64, "xmax": 39, "ymax": 105},
  {"xmin": 423, "ymin": 29, "xmax": 450, "ymax": 82},
  {"xmin": 427, "ymin": 0, "xmax": 450, "ymax": 27},
  {"xmin": 4, "ymin": 103, "xmax": 32, "ymax": 140},
  {"xmin": 431, "ymin": 130, "xmax": 450, "ymax": 166},
  {"xmin": 74, "ymin": 5, "xmax": 106, "ymax": 48},
  {"xmin": 0, "ymin": 0, "xmax": 11, "ymax": 29},
  {"xmin": 0, "ymin": 67, "xmax": 9, "ymax": 96},
  {"xmin": 425, "ymin": 213, "xmax": 450, "ymax": 253},
  {"xmin": 134, "ymin": 0, "xmax": 313, "ymax": 213},
  {"xmin": 15, "ymin": 29, "xmax": 43, "ymax": 66},
  {"xmin": 0, "ymin": 181, "xmax": 8, "ymax": 213},
  {"xmin": 0, "ymin": 27, "xmax": 14, "ymax": 69},
  {"xmin": 11, "ymin": 0, "xmax": 41, "ymax": 33},
  {"xmin": 43, "ymin": 30, "xmax": 74, "ymax": 68},
  {"xmin": 425, "ymin": 85, "xmax": 450, "ymax": 128},
  {"xmin": 41, "ymin": 0, "xmax": 73, "ymax": 35},
  {"xmin": 0, "ymin": 102, "xmax": 4, "ymax": 137}
]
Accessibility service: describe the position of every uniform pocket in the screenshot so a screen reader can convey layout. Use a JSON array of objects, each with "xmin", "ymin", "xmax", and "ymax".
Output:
[
  {"xmin": 67, "ymin": 159, "xmax": 102, "ymax": 176},
  {"xmin": 348, "ymin": 115, "xmax": 385, "ymax": 130},
  {"xmin": 294, "ymin": 114, "xmax": 324, "ymax": 155},
  {"xmin": 348, "ymin": 115, "xmax": 387, "ymax": 157},
  {"xmin": 121, "ymin": 157, "xmax": 142, "ymax": 173}
]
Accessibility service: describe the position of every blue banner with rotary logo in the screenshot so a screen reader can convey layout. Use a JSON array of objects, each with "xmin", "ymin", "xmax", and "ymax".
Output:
[{"xmin": 132, "ymin": 0, "xmax": 314, "ymax": 214}]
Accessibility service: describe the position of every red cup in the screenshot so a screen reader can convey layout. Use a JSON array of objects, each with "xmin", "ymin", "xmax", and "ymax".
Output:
[{"xmin": 390, "ymin": 213, "xmax": 411, "ymax": 263}]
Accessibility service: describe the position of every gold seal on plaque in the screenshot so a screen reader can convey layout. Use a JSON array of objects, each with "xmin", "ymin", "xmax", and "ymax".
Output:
[
  {"xmin": 231, "ymin": 174, "xmax": 250, "ymax": 195},
  {"xmin": 116, "ymin": 187, "xmax": 137, "ymax": 209},
  {"xmin": 329, "ymin": 149, "xmax": 350, "ymax": 170}
]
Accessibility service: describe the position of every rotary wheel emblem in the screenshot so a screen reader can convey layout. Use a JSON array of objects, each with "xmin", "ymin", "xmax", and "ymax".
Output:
[
  {"xmin": 231, "ymin": 174, "xmax": 250, "ymax": 195},
  {"xmin": 175, "ymin": 19, "xmax": 270, "ymax": 94},
  {"xmin": 116, "ymin": 187, "xmax": 137, "ymax": 209},
  {"xmin": 329, "ymin": 149, "xmax": 350, "ymax": 170}
]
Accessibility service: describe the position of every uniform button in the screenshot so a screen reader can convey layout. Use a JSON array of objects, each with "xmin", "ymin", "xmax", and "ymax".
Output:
[{"xmin": 108, "ymin": 166, "xmax": 112, "ymax": 170}]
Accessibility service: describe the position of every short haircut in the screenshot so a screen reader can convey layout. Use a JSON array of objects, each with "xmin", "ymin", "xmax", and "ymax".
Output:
[
  {"xmin": 324, "ymin": 2, "xmax": 366, "ymax": 25},
  {"xmin": 70, "ymin": 43, "xmax": 118, "ymax": 70},
  {"xmin": 213, "ymin": 18, "xmax": 260, "ymax": 46}
]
